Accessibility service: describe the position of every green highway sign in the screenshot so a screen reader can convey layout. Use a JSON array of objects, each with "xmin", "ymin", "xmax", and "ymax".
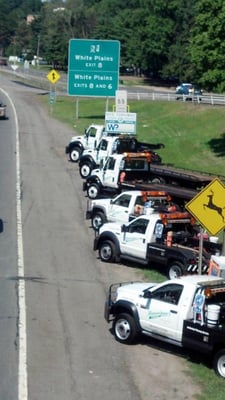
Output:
[{"xmin": 68, "ymin": 39, "xmax": 120, "ymax": 97}]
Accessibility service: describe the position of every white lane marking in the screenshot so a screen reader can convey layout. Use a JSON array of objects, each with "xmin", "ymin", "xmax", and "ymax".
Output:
[{"xmin": 0, "ymin": 88, "xmax": 28, "ymax": 400}]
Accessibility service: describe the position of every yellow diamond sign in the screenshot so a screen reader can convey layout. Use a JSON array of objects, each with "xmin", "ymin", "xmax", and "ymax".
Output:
[
  {"xmin": 186, "ymin": 178, "xmax": 225, "ymax": 236},
  {"xmin": 47, "ymin": 69, "xmax": 61, "ymax": 84}
]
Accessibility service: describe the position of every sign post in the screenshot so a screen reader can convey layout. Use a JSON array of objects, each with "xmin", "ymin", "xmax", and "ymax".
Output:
[
  {"xmin": 186, "ymin": 178, "xmax": 225, "ymax": 273},
  {"xmin": 47, "ymin": 69, "xmax": 61, "ymax": 113}
]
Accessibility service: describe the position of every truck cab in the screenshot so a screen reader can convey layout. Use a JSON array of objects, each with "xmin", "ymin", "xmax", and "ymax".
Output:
[
  {"xmin": 65, "ymin": 124, "xmax": 105, "ymax": 162},
  {"xmin": 79, "ymin": 137, "xmax": 162, "ymax": 179},
  {"xmin": 105, "ymin": 275, "xmax": 225, "ymax": 378},
  {"xmin": 93, "ymin": 211, "xmax": 210, "ymax": 278},
  {"xmin": 79, "ymin": 136, "xmax": 119, "ymax": 178},
  {"xmin": 84, "ymin": 153, "xmax": 154, "ymax": 199},
  {"xmin": 86, "ymin": 190, "xmax": 173, "ymax": 230}
]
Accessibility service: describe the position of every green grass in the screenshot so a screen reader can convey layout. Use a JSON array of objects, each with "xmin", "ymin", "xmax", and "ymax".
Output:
[
  {"xmin": 43, "ymin": 95, "xmax": 225, "ymax": 177},
  {"xmin": 38, "ymin": 93, "xmax": 225, "ymax": 397}
]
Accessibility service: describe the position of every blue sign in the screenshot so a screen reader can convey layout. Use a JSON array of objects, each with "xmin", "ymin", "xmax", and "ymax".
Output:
[{"xmin": 68, "ymin": 39, "xmax": 120, "ymax": 97}]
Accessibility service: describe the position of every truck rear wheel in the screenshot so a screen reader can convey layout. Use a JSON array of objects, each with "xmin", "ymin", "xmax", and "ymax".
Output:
[
  {"xmin": 167, "ymin": 261, "xmax": 185, "ymax": 279},
  {"xmin": 79, "ymin": 162, "xmax": 93, "ymax": 179},
  {"xmin": 213, "ymin": 349, "xmax": 225, "ymax": 378},
  {"xmin": 87, "ymin": 184, "xmax": 100, "ymax": 199},
  {"xmin": 92, "ymin": 211, "xmax": 106, "ymax": 230},
  {"xmin": 99, "ymin": 240, "xmax": 117, "ymax": 262},
  {"xmin": 69, "ymin": 147, "xmax": 82, "ymax": 162},
  {"xmin": 113, "ymin": 313, "xmax": 138, "ymax": 344}
]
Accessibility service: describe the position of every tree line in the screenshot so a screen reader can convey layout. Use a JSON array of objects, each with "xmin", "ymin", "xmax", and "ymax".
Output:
[{"xmin": 0, "ymin": 0, "xmax": 225, "ymax": 92}]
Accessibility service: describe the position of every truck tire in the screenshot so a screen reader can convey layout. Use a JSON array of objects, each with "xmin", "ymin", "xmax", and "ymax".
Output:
[
  {"xmin": 99, "ymin": 240, "xmax": 117, "ymax": 262},
  {"xmin": 87, "ymin": 184, "xmax": 100, "ymax": 199},
  {"xmin": 113, "ymin": 313, "xmax": 138, "ymax": 344},
  {"xmin": 69, "ymin": 147, "xmax": 82, "ymax": 162},
  {"xmin": 167, "ymin": 261, "xmax": 185, "ymax": 279},
  {"xmin": 79, "ymin": 162, "xmax": 93, "ymax": 179},
  {"xmin": 92, "ymin": 211, "xmax": 106, "ymax": 230},
  {"xmin": 213, "ymin": 349, "xmax": 225, "ymax": 378}
]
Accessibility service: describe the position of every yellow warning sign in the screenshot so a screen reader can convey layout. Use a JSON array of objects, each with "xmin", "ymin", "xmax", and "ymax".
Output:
[
  {"xmin": 47, "ymin": 69, "xmax": 61, "ymax": 84},
  {"xmin": 186, "ymin": 178, "xmax": 225, "ymax": 235}
]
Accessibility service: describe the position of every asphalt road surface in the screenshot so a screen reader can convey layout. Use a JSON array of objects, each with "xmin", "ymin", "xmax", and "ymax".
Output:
[{"xmin": 0, "ymin": 73, "xmax": 201, "ymax": 400}]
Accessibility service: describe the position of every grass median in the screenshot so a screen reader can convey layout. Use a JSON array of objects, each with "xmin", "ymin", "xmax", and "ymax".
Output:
[{"xmin": 43, "ymin": 94, "xmax": 225, "ymax": 177}]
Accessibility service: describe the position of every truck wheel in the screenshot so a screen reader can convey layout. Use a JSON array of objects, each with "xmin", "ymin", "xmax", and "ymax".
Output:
[
  {"xmin": 79, "ymin": 162, "xmax": 93, "ymax": 179},
  {"xmin": 113, "ymin": 313, "xmax": 138, "ymax": 344},
  {"xmin": 92, "ymin": 212, "xmax": 106, "ymax": 230},
  {"xmin": 87, "ymin": 184, "xmax": 100, "ymax": 199},
  {"xmin": 99, "ymin": 240, "xmax": 117, "ymax": 262},
  {"xmin": 167, "ymin": 261, "xmax": 185, "ymax": 279},
  {"xmin": 69, "ymin": 147, "xmax": 82, "ymax": 162},
  {"xmin": 213, "ymin": 349, "xmax": 225, "ymax": 378}
]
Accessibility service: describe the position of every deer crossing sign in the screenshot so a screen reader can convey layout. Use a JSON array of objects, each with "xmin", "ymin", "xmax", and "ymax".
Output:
[{"xmin": 186, "ymin": 178, "xmax": 225, "ymax": 235}]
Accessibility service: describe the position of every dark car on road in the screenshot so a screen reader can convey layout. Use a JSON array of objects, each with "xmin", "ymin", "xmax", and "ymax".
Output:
[{"xmin": 176, "ymin": 83, "xmax": 203, "ymax": 100}]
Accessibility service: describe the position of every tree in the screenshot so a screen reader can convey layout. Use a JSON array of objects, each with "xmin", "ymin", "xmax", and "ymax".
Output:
[{"xmin": 190, "ymin": 0, "xmax": 225, "ymax": 91}]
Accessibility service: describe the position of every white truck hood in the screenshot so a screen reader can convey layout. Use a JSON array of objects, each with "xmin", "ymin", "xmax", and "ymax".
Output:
[
  {"xmin": 82, "ymin": 148, "xmax": 95, "ymax": 156},
  {"xmin": 70, "ymin": 135, "xmax": 85, "ymax": 142},
  {"xmin": 116, "ymin": 282, "xmax": 156, "ymax": 302},
  {"xmin": 91, "ymin": 198, "xmax": 111, "ymax": 209},
  {"xmin": 99, "ymin": 222, "xmax": 122, "ymax": 234}
]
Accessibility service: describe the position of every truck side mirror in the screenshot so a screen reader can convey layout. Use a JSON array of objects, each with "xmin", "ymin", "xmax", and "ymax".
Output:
[
  {"xmin": 143, "ymin": 291, "xmax": 152, "ymax": 299},
  {"xmin": 121, "ymin": 224, "xmax": 127, "ymax": 233}
]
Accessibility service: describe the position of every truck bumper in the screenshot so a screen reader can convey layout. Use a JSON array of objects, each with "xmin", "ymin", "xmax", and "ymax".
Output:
[
  {"xmin": 86, "ymin": 210, "xmax": 92, "ymax": 220},
  {"xmin": 83, "ymin": 181, "xmax": 87, "ymax": 191},
  {"xmin": 104, "ymin": 300, "xmax": 111, "ymax": 322},
  {"xmin": 93, "ymin": 236, "xmax": 100, "ymax": 251},
  {"xmin": 65, "ymin": 145, "xmax": 69, "ymax": 154}
]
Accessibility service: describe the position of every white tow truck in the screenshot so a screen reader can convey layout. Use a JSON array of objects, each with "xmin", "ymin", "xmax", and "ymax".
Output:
[
  {"xmin": 93, "ymin": 211, "xmax": 222, "ymax": 278},
  {"xmin": 86, "ymin": 189, "xmax": 175, "ymax": 230},
  {"xmin": 79, "ymin": 136, "xmax": 162, "ymax": 178},
  {"xmin": 83, "ymin": 152, "xmax": 216, "ymax": 199},
  {"xmin": 104, "ymin": 275, "xmax": 225, "ymax": 378},
  {"xmin": 65, "ymin": 124, "xmax": 106, "ymax": 162}
]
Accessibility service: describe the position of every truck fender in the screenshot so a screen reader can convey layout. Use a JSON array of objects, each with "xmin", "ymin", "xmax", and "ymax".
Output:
[
  {"xmin": 92, "ymin": 205, "xmax": 106, "ymax": 215},
  {"xmin": 86, "ymin": 175, "xmax": 101, "ymax": 186},
  {"xmin": 79, "ymin": 154, "xmax": 95, "ymax": 166},
  {"xmin": 91, "ymin": 206, "xmax": 107, "ymax": 220},
  {"xmin": 112, "ymin": 300, "xmax": 141, "ymax": 331},
  {"xmin": 68, "ymin": 141, "xmax": 84, "ymax": 152},
  {"xmin": 94, "ymin": 231, "xmax": 120, "ymax": 260}
]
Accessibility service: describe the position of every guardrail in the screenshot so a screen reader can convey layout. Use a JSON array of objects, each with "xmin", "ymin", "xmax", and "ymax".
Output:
[
  {"xmin": 2, "ymin": 66, "xmax": 225, "ymax": 106},
  {"xmin": 126, "ymin": 91, "xmax": 225, "ymax": 105}
]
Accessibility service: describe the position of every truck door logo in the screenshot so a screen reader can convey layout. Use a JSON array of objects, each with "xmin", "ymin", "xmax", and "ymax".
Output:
[{"xmin": 148, "ymin": 311, "xmax": 170, "ymax": 319}]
